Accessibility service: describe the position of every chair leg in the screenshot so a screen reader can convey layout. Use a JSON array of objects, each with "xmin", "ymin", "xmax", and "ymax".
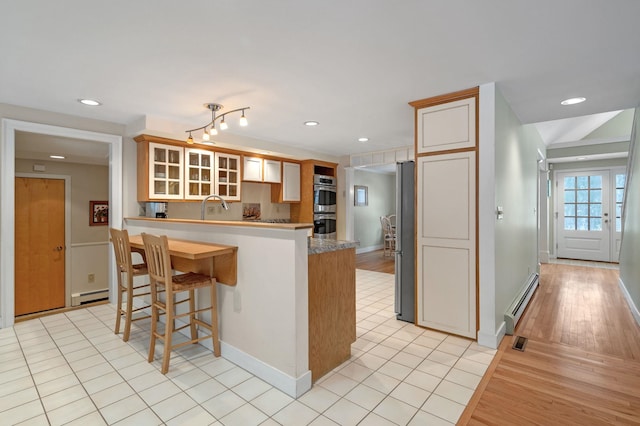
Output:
[
  {"xmin": 123, "ymin": 280, "xmax": 134, "ymax": 342},
  {"xmin": 148, "ymin": 284, "xmax": 158, "ymax": 364},
  {"xmin": 209, "ymin": 281, "xmax": 220, "ymax": 357},
  {"xmin": 114, "ymin": 272, "xmax": 123, "ymax": 335},
  {"xmin": 161, "ymin": 297, "xmax": 174, "ymax": 374},
  {"xmin": 188, "ymin": 289, "xmax": 197, "ymax": 341}
]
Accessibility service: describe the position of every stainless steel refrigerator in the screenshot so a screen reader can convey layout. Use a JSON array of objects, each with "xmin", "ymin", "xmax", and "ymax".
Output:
[{"xmin": 395, "ymin": 161, "xmax": 415, "ymax": 322}]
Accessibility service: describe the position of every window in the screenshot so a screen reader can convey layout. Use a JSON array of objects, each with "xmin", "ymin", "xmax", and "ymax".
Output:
[
  {"xmin": 616, "ymin": 173, "xmax": 626, "ymax": 232},
  {"xmin": 563, "ymin": 175, "xmax": 602, "ymax": 231}
]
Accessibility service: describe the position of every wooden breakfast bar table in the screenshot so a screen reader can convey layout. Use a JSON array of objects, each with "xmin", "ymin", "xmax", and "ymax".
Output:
[{"xmin": 128, "ymin": 234, "xmax": 238, "ymax": 286}]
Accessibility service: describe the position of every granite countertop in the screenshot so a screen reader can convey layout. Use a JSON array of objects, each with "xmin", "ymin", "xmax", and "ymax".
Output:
[{"xmin": 308, "ymin": 238, "xmax": 358, "ymax": 255}]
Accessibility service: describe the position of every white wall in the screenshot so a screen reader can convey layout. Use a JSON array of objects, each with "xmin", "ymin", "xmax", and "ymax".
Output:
[{"xmin": 353, "ymin": 170, "xmax": 395, "ymax": 251}]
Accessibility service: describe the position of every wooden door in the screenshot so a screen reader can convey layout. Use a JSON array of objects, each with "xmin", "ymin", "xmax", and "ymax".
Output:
[{"xmin": 15, "ymin": 177, "xmax": 65, "ymax": 316}]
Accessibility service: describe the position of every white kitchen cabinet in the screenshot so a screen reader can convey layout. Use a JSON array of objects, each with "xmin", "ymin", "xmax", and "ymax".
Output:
[
  {"xmin": 215, "ymin": 153, "xmax": 241, "ymax": 201},
  {"xmin": 243, "ymin": 156, "xmax": 263, "ymax": 182},
  {"xmin": 412, "ymin": 90, "xmax": 478, "ymax": 339},
  {"xmin": 263, "ymin": 159, "xmax": 282, "ymax": 183},
  {"xmin": 148, "ymin": 142, "xmax": 183, "ymax": 199},
  {"xmin": 281, "ymin": 162, "xmax": 300, "ymax": 202},
  {"xmin": 184, "ymin": 148, "xmax": 214, "ymax": 200}
]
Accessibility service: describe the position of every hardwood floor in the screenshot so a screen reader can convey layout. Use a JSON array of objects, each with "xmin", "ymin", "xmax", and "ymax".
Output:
[
  {"xmin": 355, "ymin": 249, "xmax": 395, "ymax": 274},
  {"xmin": 459, "ymin": 263, "xmax": 640, "ymax": 425}
]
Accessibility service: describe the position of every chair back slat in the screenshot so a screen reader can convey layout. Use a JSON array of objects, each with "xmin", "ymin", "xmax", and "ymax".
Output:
[
  {"xmin": 110, "ymin": 228, "xmax": 132, "ymax": 273},
  {"xmin": 141, "ymin": 233, "xmax": 173, "ymax": 291}
]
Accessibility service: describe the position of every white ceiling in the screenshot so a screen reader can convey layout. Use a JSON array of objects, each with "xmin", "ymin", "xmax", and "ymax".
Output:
[{"xmin": 3, "ymin": 1, "xmax": 640, "ymax": 160}]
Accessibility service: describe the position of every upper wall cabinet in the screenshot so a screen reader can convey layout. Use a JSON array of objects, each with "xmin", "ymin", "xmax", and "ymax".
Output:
[
  {"xmin": 184, "ymin": 148, "xmax": 214, "ymax": 200},
  {"xmin": 243, "ymin": 157, "xmax": 282, "ymax": 183},
  {"xmin": 147, "ymin": 142, "xmax": 184, "ymax": 200},
  {"xmin": 243, "ymin": 156, "xmax": 263, "ymax": 182},
  {"xmin": 263, "ymin": 159, "xmax": 282, "ymax": 183},
  {"xmin": 215, "ymin": 153, "xmax": 241, "ymax": 201},
  {"xmin": 416, "ymin": 97, "xmax": 476, "ymax": 154},
  {"xmin": 270, "ymin": 161, "xmax": 301, "ymax": 203},
  {"xmin": 281, "ymin": 162, "xmax": 300, "ymax": 202}
]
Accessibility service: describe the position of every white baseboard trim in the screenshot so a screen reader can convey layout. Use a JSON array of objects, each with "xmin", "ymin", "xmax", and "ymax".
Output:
[
  {"xmin": 618, "ymin": 276, "xmax": 640, "ymax": 327},
  {"xmin": 477, "ymin": 321, "xmax": 505, "ymax": 349},
  {"xmin": 117, "ymin": 300, "xmax": 312, "ymax": 398},
  {"xmin": 220, "ymin": 341, "xmax": 312, "ymax": 398},
  {"xmin": 356, "ymin": 244, "xmax": 383, "ymax": 255}
]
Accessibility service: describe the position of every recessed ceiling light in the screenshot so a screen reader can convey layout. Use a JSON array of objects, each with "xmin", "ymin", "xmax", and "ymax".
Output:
[
  {"xmin": 358, "ymin": 137, "xmax": 369, "ymax": 142},
  {"xmin": 561, "ymin": 97, "xmax": 586, "ymax": 106},
  {"xmin": 78, "ymin": 98, "xmax": 102, "ymax": 106},
  {"xmin": 50, "ymin": 155, "xmax": 65, "ymax": 159},
  {"xmin": 304, "ymin": 121, "xmax": 319, "ymax": 126}
]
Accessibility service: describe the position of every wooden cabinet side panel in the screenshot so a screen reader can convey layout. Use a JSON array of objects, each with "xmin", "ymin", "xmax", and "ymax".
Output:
[
  {"xmin": 137, "ymin": 141, "xmax": 150, "ymax": 201},
  {"xmin": 308, "ymin": 249, "xmax": 355, "ymax": 382}
]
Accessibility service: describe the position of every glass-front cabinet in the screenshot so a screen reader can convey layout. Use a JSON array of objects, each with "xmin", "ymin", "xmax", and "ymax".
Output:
[
  {"xmin": 214, "ymin": 153, "xmax": 241, "ymax": 201},
  {"xmin": 148, "ymin": 142, "xmax": 183, "ymax": 199},
  {"xmin": 184, "ymin": 148, "xmax": 214, "ymax": 200}
]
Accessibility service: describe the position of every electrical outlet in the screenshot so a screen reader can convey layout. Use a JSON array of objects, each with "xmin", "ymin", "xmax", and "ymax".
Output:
[
  {"xmin": 207, "ymin": 206, "xmax": 215, "ymax": 214},
  {"xmin": 88, "ymin": 273, "xmax": 95, "ymax": 283}
]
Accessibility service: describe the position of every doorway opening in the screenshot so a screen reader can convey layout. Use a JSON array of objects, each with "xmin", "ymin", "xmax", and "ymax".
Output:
[
  {"xmin": 1, "ymin": 119, "xmax": 123, "ymax": 328},
  {"xmin": 554, "ymin": 167, "xmax": 626, "ymax": 262}
]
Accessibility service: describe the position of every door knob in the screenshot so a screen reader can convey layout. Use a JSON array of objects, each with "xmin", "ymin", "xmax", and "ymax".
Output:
[{"xmin": 54, "ymin": 246, "xmax": 63, "ymax": 251}]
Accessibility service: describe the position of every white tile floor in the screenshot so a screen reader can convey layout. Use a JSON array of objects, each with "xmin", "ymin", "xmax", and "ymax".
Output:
[{"xmin": 1, "ymin": 270, "xmax": 496, "ymax": 425}]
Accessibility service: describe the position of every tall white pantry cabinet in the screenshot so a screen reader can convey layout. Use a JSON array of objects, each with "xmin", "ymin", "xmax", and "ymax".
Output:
[{"xmin": 410, "ymin": 88, "xmax": 478, "ymax": 339}]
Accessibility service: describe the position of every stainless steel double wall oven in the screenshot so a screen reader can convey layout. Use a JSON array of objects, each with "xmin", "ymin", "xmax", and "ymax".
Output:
[{"xmin": 313, "ymin": 174, "xmax": 337, "ymax": 239}]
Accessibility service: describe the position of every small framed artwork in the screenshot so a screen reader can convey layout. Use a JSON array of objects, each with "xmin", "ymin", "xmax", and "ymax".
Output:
[
  {"xmin": 90, "ymin": 200, "xmax": 109, "ymax": 226},
  {"xmin": 354, "ymin": 185, "xmax": 368, "ymax": 207}
]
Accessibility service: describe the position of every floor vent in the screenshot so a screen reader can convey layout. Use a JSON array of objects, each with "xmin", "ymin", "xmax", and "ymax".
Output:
[{"xmin": 512, "ymin": 335, "xmax": 528, "ymax": 351}]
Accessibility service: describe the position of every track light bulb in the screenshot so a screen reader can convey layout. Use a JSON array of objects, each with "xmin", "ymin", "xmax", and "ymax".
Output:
[
  {"xmin": 220, "ymin": 118, "xmax": 228, "ymax": 130},
  {"xmin": 202, "ymin": 131, "xmax": 210, "ymax": 141},
  {"xmin": 239, "ymin": 111, "xmax": 248, "ymax": 127},
  {"xmin": 209, "ymin": 126, "xmax": 218, "ymax": 136},
  {"xmin": 186, "ymin": 133, "xmax": 194, "ymax": 144}
]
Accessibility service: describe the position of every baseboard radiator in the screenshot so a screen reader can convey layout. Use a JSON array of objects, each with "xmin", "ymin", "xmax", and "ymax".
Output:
[
  {"xmin": 504, "ymin": 272, "xmax": 539, "ymax": 335},
  {"xmin": 71, "ymin": 288, "xmax": 109, "ymax": 306}
]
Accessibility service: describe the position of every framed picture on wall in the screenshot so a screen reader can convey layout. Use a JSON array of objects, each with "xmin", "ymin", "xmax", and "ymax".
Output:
[
  {"xmin": 354, "ymin": 185, "xmax": 368, "ymax": 206},
  {"xmin": 90, "ymin": 200, "xmax": 109, "ymax": 226}
]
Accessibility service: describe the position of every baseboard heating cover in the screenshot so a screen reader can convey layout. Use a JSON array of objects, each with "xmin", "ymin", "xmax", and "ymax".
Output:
[
  {"xmin": 504, "ymin": 272, "xmax": 539, "ymax": 335},
  {"xmin": 71, "ymin": 288, "xmax": 109, "ymax": 306}
]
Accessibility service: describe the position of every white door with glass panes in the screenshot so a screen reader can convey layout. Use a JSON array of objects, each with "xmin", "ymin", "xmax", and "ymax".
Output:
[{"xmin": 556, "ymin": 169, "xmax": 625, "ymax": 262}]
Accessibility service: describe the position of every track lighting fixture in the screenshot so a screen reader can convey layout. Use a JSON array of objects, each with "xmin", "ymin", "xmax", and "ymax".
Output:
[{"xmin": 185, "ymin": 103, "xmax": 250, "ymax": 144}]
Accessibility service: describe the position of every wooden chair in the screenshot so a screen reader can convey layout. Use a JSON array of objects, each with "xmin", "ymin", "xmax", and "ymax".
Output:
[
  {"xmin": 380, "ymin": 216, "xmax": 396, "ymax": 256},
  {"xmin": 110, "ymin": 227, "xmax": 152, "ymax": 342},
  {"xmin": 141, "ymin": 232, "xmax": 220, "ymax": 374}
]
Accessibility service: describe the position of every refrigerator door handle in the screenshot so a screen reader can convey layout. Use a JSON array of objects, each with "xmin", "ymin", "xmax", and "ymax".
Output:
[{"xmin": 394, "ymin": 252, "xmax": 401, "ymax": 314}]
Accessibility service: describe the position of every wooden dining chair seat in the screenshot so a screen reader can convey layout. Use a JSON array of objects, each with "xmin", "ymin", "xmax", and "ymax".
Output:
[
  {"xmin": 141, "ymin": 232, "xmax": 220, "ymax": 374},
  {"xmin": 110, "ymin": 227, "xmax": 153, "ymax": 342}
]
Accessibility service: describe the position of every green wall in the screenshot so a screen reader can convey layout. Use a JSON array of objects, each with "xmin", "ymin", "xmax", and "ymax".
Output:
[
  {"xmin": 619, "ymin": 108, "xmax": 640, "ymax": 317},
  {"xmin": 493, "ymin": 88, "xmax": 544, "ymax": 329},
  {"xmin": 353, "ymin": 170, "xmax": 396, "ymax": 251}
]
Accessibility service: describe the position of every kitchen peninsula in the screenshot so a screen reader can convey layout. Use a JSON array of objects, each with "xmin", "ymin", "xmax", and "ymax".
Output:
[{"xmin": 124, "ymin": 217, "xmax": 356, "ymax": 397}]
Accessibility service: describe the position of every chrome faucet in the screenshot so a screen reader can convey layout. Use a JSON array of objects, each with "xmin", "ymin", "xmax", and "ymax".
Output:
[{"xmin": 201, "ymin": 194, "xmax": 229, "ymax": 220}]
